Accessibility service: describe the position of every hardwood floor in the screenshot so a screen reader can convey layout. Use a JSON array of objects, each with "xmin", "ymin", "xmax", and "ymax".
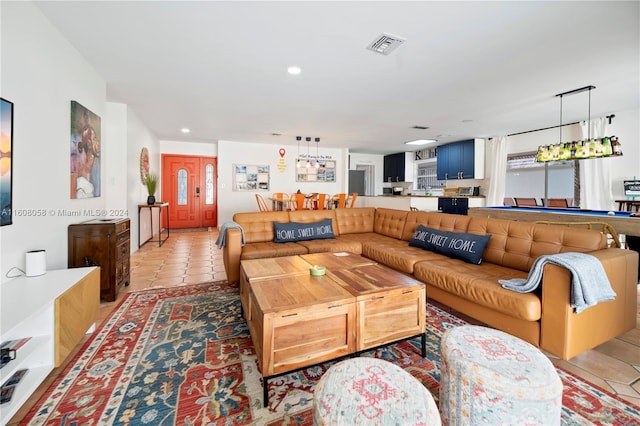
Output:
[{"xmin": 8, "ymin": 229, "xmax": 640, "ymax": 423}]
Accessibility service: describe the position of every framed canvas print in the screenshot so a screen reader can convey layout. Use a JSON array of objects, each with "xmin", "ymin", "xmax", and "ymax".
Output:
[
  {"xmin": 70, "ymin": 101, "xmax": 101, "ymax": 198},
  {"xmin": 1, "ymin": 98, "xmax": 13, "ymax": 226}
]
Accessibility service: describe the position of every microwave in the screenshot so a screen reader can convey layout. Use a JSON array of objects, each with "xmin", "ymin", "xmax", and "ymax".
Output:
[{"xmin": 458, "ymin": 186, "xmax": 480, "ymax": 196}]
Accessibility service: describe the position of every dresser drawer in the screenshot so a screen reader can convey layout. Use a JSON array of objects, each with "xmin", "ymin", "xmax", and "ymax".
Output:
[
  {"xmin": 116, "ymin": 220, "xmax": 130, "ymax": 234},
  {"xmin": 116, "ymin": 229, "xmax": 130, "ymax": 244},
  {"xmin": 116, "ymin": 239, "xmax": 130, "ymax": 262}
]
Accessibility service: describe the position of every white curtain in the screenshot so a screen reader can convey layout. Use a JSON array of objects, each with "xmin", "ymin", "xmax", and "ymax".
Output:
[
  {"xmin": 579, "ymin": 117, "xmax": 613, "ymax": 210},
  {"xmin": 485, "ymin": 136, "xmax": 508, "ymax": 206}
]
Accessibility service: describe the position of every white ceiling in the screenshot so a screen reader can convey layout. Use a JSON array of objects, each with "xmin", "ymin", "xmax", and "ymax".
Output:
[{"xmin": 35, "ymin": 1, "xmax": 639, "ymax": 155}]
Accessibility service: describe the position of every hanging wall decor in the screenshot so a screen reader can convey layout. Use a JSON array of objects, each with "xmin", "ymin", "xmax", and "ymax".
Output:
[
  {"xmin": 140, "ymin": 147, "xmax": 150, "ymax": 184},
  {"xmin": 70, "ymin": 101, "xmax": 101, "ymax": 199},
  {"xmin": 0, "ymin": 98, "xmax": 13, "ymax": 226},
  {"xmin": 277, "ymin": 148, "xmax": 287, "ymax": 172},
  {"xmin": 294, "ymin": 136, "xmax": 336, "ymax": 182},
  {"xmin": 233, "ymin": 164, "xmax": 270, "ymax": 191}
]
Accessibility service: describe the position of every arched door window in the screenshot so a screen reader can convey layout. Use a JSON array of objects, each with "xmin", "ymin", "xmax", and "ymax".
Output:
[
  {"xmin": 177, "ymin": 169, "xmax": 187, "ymax": 205},
  {"xmin": 205, "ymin": 163, "xmax": 214, "ymax": 205}
]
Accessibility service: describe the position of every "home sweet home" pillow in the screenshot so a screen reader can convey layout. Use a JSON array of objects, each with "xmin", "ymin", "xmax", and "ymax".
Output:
[
  {"xmin": 409, "ymin": 224, "xmax": 491, "ymax": 264},
  {"xmin": 273, "ymin": 219, "xmax": 335, "ymax": 243}
]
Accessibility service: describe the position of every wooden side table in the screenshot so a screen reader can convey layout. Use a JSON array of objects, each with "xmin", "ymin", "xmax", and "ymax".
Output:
[{"xmin": 138, "ymin": 202, "xmax": 170, "ymax": 247}]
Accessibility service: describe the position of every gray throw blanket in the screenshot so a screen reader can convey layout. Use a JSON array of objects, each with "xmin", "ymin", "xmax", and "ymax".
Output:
[
  {"xmin": 216, "ymin": 221, "xmax": 245, "ymax": 249},
  {"xmin": 499, "ymin": 252, "xmax": 616, "ymax": 314}
]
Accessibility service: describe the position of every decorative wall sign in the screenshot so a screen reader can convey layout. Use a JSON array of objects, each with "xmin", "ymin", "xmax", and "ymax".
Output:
[
  {"xmin": 277, "ymin": 148, "xmax": 286, "ymax": 172},
  {"xmin": 70, "ymin": 101, "xmax": 101, "ymax": 198},
  {"xmin": 0, "ymin": 98, "xmax": 13, "ymax": 226},
  {"xmin": 140, "ymin": 147, "xmax": 150, "ymax": 183},
  {"xmin": 296, "ymin": 159, "xmax": 336, "ymax": 182},
  {"xmin": 233, "ymin": 164, "xmax": 269, "ymax": 191}
]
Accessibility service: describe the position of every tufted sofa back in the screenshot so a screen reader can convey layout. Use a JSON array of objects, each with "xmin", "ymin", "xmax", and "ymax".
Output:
[
  {"xmin": 334, "ymin": 207, "xmax": 375, "ymax": 234},
  {"xmin": 233, "ymin": 211, "xmax": 289, "ymax": 243},
  {"xmin": 467, "ymin": 217, "xmax": 607, "ymax": 272},
  {"xmin": 372, "ymin": 208, "xmax": 409, "ymax": 239}
]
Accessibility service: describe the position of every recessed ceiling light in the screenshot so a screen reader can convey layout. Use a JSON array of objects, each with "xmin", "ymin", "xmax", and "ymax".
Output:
[
  {"xmin": 405, "ymin": 139, "xmax": 438, "ymax": 146},
  {"xmin": 287, "ymin": 66, "xmax": 301, "ymax": 75},
  {"xmin": 181, "ymin": 128, "xmax": 191, "ymax": 133}
]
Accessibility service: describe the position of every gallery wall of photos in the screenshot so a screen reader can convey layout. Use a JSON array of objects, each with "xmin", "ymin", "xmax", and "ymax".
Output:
[
  {"xmin": 295, "ymin": 159, "xmax": 336, "ymax": 182},
  {"xmin": 233, "ymin": 164, "xmax": 270, "ymax": 191}
]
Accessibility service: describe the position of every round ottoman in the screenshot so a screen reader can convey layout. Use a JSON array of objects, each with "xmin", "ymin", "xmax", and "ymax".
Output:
[
  {"xmin": 313, "ymin": 357, "xmax": 441, "ymax": 425},
  {"xmin": 439, "ymin": 325, "xmax": 563, "ymax": 425}
]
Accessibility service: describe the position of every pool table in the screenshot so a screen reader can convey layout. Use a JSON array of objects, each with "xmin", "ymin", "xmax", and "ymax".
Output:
[{"xmin": 468, "ymin": 206, "xmax": 640, "ymax": 238}]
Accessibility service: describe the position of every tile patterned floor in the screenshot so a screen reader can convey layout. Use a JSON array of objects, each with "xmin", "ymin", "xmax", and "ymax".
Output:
[{"xmin": 8, "ymin": 229, "xmax": 640, "ymax": 423}]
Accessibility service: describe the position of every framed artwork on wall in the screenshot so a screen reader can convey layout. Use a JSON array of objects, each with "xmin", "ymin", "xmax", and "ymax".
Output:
[
  {"xmin": 233, "ymin": 164, "xmax": 270, "ymax": 191},
  {"xmin": 70, "ymin": 101, "xmax": 101, "ymax": 199},
  {"xmin": 1, "ymin": 98, "xmax": 13, "ymax": 226},
  {"xmin": 296, "ymin": 160, "xmax": 336, "ymax": 182}
]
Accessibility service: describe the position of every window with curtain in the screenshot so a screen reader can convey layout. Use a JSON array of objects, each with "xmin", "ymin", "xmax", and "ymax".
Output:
[{"xmin": 505, "ymin": 151, "xmax": 576, "ymax": 205}]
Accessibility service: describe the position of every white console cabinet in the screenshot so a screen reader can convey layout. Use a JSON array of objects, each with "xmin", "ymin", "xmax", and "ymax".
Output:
[{"xmin": 0, "ymin": 267, "xmax": 99, "ymax": 424}]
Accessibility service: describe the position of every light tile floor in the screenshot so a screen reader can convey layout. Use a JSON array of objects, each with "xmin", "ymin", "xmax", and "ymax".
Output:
[{"xmin": 9, "ymin": 229, "xmax": 640, "ymax": 423}]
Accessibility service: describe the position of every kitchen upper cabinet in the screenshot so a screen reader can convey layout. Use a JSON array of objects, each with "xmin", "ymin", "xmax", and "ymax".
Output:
[
  {"xmin": 436, "ymin": 139, "xmax": 485, "ymax": 180},
  {"xmin": 384, "ymin": 152, "xmax": 415, "ymax": 182}
]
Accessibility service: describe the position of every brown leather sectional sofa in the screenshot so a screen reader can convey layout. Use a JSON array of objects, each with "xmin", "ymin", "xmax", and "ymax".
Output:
[{"xmin": 222, "ymin": 207, "xmax": 638, "ymax": 360}]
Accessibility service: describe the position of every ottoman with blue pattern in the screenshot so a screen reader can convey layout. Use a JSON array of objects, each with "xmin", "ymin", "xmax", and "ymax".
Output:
[
  {"xmin": 439, "ymin": 325, "xmax": 563, "ymax": 425},
  {"xmin": 313, "ymin": 357, "xmax": 441, "ymax": 425}
]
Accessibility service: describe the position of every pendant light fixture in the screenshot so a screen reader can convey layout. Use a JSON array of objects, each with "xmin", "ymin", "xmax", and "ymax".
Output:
[
  {"xmin": 315, "ymin": 138, "xmax": 320, "ymax": 168},
  {"xmin": 296, "ymin": 136, "xmax": 302, "ymax": 168},
  {"xmin": 305, "ymin": 137, "xmax": 311, "ymax": 168}
]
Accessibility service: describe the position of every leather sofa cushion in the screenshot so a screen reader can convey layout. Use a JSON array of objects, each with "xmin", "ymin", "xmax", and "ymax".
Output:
[
  {"xmin": 413, "ymin": 259, "xmax": 540, "ymax": 322},
  {"xmin": 240, "ymin": 241, "xmax": 307, "ymax": 260},
  {"xmin": 335, "ymin": 208, "xmax": 375, "ymax": 234},
  {"xmin": 467, "ymin": 217, "xmax": 607, "ymax": 272},
  {"xmin": 233, "ymin": 211, "xmax": 290, "ymax": 243},
  {"xmin": 363, "ymin": 239, "xmax": 445, "ymax": 274},
  {"xmin": 296, "ymin": 236, "xmax": 363, "ymax": 254},
  {"xmin": 373, "ymin": 208, "xmax": 409, "ymax": 239}
]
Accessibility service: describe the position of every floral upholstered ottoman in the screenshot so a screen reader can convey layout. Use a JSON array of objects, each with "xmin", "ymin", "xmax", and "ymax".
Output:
[
  {"xmin": 440, "ymin": 325, "xmax": 562, "ymax": 425},
  {"xmin": 312, "ymin": 357, "xmax": 441, "ymax": 425}
]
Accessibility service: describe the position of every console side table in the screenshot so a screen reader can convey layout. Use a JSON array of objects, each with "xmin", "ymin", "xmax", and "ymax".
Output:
[{"xmin": 138, "ymin": 202, "xmax": 170, "ymax": 247}]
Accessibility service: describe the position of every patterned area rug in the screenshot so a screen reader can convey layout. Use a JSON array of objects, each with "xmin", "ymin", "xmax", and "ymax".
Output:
[{"xmin": 22, "ymin": 282, "xmax": 640, "ymax": 425}]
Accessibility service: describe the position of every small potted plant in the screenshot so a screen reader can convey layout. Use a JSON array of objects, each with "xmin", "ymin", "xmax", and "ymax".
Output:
[{"xmin": 144, "ymin": 173, "xmax": 158, "ymax": 205}]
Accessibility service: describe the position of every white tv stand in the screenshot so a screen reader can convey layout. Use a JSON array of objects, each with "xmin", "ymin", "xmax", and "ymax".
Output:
[{"xmin": 0, "ymin": 267, "xmax": 99, "ymax": 424}]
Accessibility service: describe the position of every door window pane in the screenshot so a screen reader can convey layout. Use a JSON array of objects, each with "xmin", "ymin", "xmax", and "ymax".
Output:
[
  {"xmin": 205, "ymin": 163, "xmax": 214, "ymax": 204},
  {"xmin": 177, "ymin": 169, "xmax": 187, "ymax": 205}
]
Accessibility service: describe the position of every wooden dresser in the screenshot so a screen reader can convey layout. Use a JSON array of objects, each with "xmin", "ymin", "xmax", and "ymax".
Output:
[{"xmin": 68, "ymin": 218, "xmax": 130, "ymax": 301}]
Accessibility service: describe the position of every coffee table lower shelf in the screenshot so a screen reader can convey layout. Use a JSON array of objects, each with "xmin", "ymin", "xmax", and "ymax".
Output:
[{"xmin": 260, "ymin": 332, "xmax": 427, "ymax": 407}]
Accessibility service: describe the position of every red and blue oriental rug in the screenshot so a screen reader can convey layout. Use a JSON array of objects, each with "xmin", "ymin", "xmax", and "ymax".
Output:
[{"xmin": 22, "ymin": 282, "xmax": 640, "ymax": 425}]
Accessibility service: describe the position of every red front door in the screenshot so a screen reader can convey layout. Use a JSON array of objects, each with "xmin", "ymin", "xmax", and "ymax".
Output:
[{"xmin": 161, "ymin": 155, "xmax": 217, "ymax": 229}]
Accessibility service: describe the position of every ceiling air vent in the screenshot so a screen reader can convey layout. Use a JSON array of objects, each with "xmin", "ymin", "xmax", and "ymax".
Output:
[{"xmin": 366, "ymin": 33, "xmax": 406, "ymax": 55}]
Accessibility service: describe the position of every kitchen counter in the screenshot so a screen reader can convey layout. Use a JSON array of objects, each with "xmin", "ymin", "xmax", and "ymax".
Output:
[{"xmin": 358, "ymin": 196, "xmax": 486, "ymax": 211}]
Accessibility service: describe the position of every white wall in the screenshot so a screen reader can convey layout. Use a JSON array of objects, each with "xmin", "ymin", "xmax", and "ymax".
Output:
[
  {"xmin": 127, "ymin": 109, "xmax": 160, "ymax": 248},
  {"xmin": 160, "ymin": 140, "xmax": 217, "ymax": 157},
  {"xmin": 1, "ymin": 2, "xmax": 107, "ymax": 279},
  {"xmin": 217, "ymin": 140, "xmax": 348, "ymax": 224}
]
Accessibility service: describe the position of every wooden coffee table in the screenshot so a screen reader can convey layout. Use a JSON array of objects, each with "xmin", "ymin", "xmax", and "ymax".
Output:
[{"xmin": 240, "ymin": 253, "xmax": 426, "ymax": 406}]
